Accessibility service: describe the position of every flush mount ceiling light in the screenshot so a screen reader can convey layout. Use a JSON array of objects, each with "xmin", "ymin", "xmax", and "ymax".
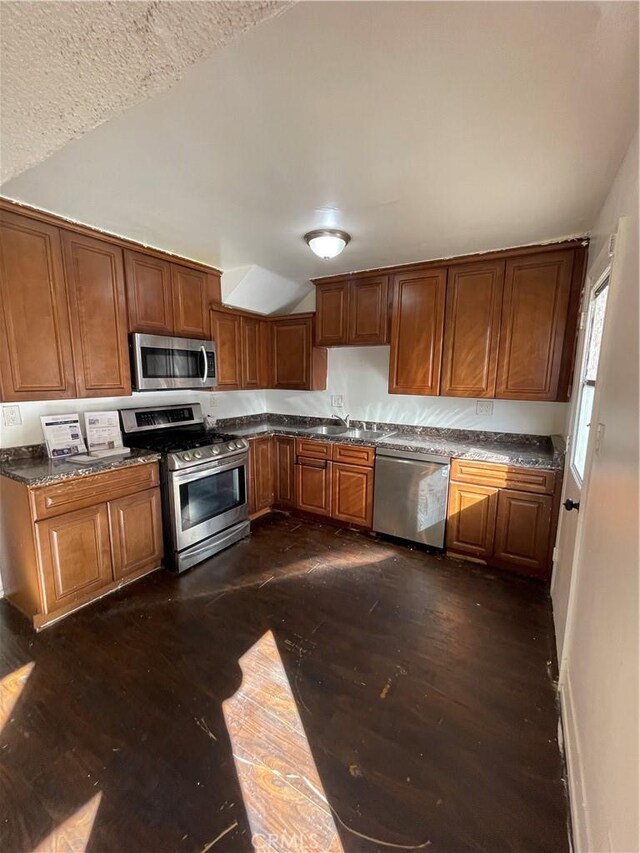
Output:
[{"xmin": 304, "ymin": 229, "xmax": 351, "ymax": 260}]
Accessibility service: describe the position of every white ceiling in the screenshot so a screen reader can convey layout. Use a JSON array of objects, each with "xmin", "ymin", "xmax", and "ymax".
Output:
[
  {"xmin": 0, "ymin": 0, "xmax": 290, "ymax": 182},
  {"xmin": 2, "ymin": 1, "xmax": 637, "ymax": 307}
]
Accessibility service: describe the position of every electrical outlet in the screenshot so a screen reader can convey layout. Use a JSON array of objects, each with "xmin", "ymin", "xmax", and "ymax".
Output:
[
  {"xmin": 475, "ymin": 400, "xmax": 493, "ymax": 416},
  {"xmin": 2, "ymin": 405, "xmax": 22, "ymax": 427},
  {"xmin": 331, "ymin": 395, "xmax": 344, "ymax": 408}
]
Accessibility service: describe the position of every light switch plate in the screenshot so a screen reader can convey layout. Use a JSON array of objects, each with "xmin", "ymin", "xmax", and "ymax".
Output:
[
  {"xmin": 476, "ymin": 400, "xmax": 494, "ymax": 416},
  {"xmin": 331, "ymin": 395, "xmax": 344, "ymax": 408},
  {"xmin": 2, "ymin": 405, "xmax": 22, "ymax": 427}
]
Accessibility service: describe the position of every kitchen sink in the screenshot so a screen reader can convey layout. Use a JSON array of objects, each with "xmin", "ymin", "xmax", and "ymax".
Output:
[
  {"xmin": 302, "ymin": 425, "xmax": 393, "ymax": 441},
  {"xmin": 302, "ymin": 424, "xmax": 349, "ymax": 436}
]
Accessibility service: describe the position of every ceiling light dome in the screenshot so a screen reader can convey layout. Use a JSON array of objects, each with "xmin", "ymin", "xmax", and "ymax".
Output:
[{"xmin": 304, "ymin": 229, "xmax": 351, "ymax": 259}]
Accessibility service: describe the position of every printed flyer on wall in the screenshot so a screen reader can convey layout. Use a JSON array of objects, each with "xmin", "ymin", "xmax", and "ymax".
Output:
[{"xmin": 40, "ymin": 414, "xmax": 87, "ymax": 458}]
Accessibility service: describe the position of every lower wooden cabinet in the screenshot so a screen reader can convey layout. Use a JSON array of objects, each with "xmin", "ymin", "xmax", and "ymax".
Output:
[
  {"xmin": 0, "ymin": 462, "xmax": 163, "ymax": 629},
  {"xmin": 36, "ymin": 504, "xmax": 114, "ymax": 613},
  {"xmin": 248, "ymin": 437, "xmax": 274, "ymax": 517},
  {"xmin": 331, "ymin": 462, "xmax": 373, "ymax": 527},
  {"xmin": 273, "ymin": 436, "xmax": 296, "ymax": 507},
  {"xmin": 295, "ymin": 457, "xmax": 332, "ymax": 517},
  {"xmin": 108, "ymin": 488, "xmax": 163, "ymax": 580},
  {"xmin": 446, "ymin": 460, "xmax": 558, "ymax": 579}
]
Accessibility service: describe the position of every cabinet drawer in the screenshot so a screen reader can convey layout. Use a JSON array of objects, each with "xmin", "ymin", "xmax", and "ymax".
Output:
[
  {"xmin": 295, "ymin": 439, "xmax": 331, "ymax": 460},
  {"xmin": 450, "ymin": 460, "xmax": 556, "ymax": 495},
  {"xmin": 332, "ymin": 444, "xmax": 375, "ymax": 467},
  {"xmin": 31, "ymin": 462, "xmax": 160, "ymax": 520}
]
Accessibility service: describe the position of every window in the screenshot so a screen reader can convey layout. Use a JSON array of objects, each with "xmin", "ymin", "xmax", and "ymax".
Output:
[{"xmin": 572, "ymin": 277, "xmax": 609, "ymax": 482}]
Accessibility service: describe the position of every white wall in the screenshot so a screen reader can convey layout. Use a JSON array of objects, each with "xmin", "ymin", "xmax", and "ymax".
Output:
[
  {"xmin": 0, "ymin": 389, "xmax": 266, "ymax": 448},
  {"xmin": 267, "ymin": 347, "xmax": 568, "ymax": 435},
  {"xmin": 554, "ymin": 134, "xmax": 639, "ymax": 852}
]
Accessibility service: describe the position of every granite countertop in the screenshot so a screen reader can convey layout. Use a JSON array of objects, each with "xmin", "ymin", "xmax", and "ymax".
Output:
[
  {"xmin": 220, "ymin": 415, "xmax": 564, "ymax": 470},
  {"xmin": 0, "ymin": 447, "xmax": 161, "ymax": 487}
]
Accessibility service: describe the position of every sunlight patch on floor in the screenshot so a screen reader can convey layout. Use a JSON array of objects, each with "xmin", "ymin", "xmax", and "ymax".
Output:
[
  {"xmin": 32, "ymin": 792, "xmax": 102, "ymax": 853},
  {"xmin": 223, "ymin": 631, "xmax": 343, "ymax": 852},
  {"xmin": 0, "ymin": 661, "xmax": 34, "ymax": 730}
]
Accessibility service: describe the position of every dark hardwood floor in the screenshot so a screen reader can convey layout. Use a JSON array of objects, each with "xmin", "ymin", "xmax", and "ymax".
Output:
[{"xmin": 0, "ymin": 514, "xmax": 569, "ymax": 853}]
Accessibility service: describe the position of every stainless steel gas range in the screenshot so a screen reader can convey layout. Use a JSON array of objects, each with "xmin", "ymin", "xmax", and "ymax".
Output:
[{"xmin": 120, "ymin": 403, "xmax": 249, "ymax": 573}]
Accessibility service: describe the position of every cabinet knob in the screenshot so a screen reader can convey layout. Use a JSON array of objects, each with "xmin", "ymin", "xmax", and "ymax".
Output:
[{"xmin": 563, "ymin": 498, "xmax": 580, "ymax": 512}]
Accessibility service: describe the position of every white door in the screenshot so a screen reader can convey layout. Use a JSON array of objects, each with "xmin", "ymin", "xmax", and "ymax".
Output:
[{"xmin": 551, "ymin": 238, "xmax": 614, "ymax": 660}]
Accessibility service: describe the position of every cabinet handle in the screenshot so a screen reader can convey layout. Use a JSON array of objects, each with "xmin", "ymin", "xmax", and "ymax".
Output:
[{"xmin": 563, "ymin": 498, "xmax": 580, "ymax": 512}]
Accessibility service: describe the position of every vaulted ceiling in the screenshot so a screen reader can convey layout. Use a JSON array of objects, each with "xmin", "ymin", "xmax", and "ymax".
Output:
[{"xmin": 2, "ymin": 1, "xmax": 637, "ymax": 311}]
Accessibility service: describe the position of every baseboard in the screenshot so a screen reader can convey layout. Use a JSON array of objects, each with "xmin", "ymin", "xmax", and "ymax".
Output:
[{"xmin": 559, "ymin": 671, "xmax": 590, "ymax": 851}]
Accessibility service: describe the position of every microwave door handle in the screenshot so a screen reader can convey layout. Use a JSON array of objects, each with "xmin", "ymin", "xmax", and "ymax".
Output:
[{"xmin": 200, "ymin": 346, "xmax": 208, "ymax": 384}]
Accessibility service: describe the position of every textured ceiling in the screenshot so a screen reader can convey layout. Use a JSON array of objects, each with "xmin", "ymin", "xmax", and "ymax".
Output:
[
  {"xmin": 0, "ymin": 0, "xmax": 291, "ymax": 183},
  {"xmin": 2, "ymin": 2, "xmax": 638, "ymax": 308}
]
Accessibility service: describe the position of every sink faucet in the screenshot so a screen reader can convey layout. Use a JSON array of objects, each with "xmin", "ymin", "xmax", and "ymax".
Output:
[{"xmin": 333, "ymin": 412, "xmax": 350, "ymax": 429}]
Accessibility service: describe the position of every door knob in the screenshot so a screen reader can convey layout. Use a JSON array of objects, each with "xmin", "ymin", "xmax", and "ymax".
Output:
[{"xmin": 563, "ymin": 498, "xmax": 580, "ymax": 512}]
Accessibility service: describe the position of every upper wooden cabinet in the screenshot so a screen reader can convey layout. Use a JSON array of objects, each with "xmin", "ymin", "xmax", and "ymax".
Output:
[
  {"xmin": 210, "ymin": 308, "xmax": 270, "ymax": 391},
  {"xmin": 314, "ymin": 275, "xmax": 389, "ymax": 347},
  {"xmin": 441, "ymin": 261, "xmax": 505, "ymax": 397},
  {"xmin": 241, "ymin": 316, "xmax": 270, "ymax": 390},
  {"xmin": 124, "ymin": 250, "xmax": 173, "ymax": 335},
  {"xmin": 210, "ymin": 309, "xmax": 242, "ymax": 390},
  {"xmin": 496, "ymin": 250, "xmax": 575, "ymax": 401},
  {"xmin": 61, "ymin": 231, "xmax": 131, "ymax": 398},
  {"xmin": 171, "ymin": 264, "xmax": 218, "ymax": 339},
  {"xmin": 0, "ymin": 210, "xmax": 77, "ymax": 401},
  {"xmin": 271, "ymin": 315, "xmax": 327, "ymax": 390},
  {"xmin": 389, "ymin": 268, "xmax": 446, "ymax": 395}
]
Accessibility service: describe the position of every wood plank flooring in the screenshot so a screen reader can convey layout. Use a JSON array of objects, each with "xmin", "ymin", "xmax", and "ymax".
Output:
[{"xmin": 0, "ymin": 513, "xmax": 569, "ymax": 852}]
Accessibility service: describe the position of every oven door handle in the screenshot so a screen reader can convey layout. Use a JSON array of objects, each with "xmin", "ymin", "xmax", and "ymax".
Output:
[
  {"xmin": 171, "ymin": 452, "xmax": 248, "ymax": 486},
  {"xmin": 200, "ymin": 346, "xmax": 208, "ymax": 384}
]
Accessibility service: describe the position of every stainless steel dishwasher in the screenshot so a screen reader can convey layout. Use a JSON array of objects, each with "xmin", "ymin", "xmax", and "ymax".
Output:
[{"xmin": 373, "ymin": 447, "xmax": 451, "ymax": 548}]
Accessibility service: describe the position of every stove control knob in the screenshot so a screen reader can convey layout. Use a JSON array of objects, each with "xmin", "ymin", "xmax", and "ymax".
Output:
[
  {"xmin": 193, "ymin": 450, "xmax": 202, "ymax": 459},
  {"xmin": 228, "ymin": 442, "xmax": 235, "ymax": 451},
  {"xmin": 211, "ymin": 447, "xmax": 220, "ymax": 456},
  {"xmin": 182, "ymin": 452, "xmax": 192, "ymax": 462}
]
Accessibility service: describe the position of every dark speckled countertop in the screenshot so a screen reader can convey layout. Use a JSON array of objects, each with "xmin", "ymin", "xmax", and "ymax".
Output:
[
  {"xmin": 0, "ymin": 446, "xmax": 161, "ymax": 487},
  {"xmin": 218, "ymin": 414, "xmax": 565, "ymax": 470}
]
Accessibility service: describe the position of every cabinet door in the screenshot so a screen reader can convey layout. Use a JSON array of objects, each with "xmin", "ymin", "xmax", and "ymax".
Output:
[
  {"xmin": 389, "ymin": 268, "xmax": 446, "ymax": 395},
  {"xmin": 124, "ymin": 250, "xmax": 173, "ymax": 335},
  {"xmin": 295, "ymin": 458, "xmax": 332, "ymax": 516},
  {"xmin": 315, "ymin": 281, "xmax": 349, "ymax": 346},
  {"xmin": 62, "ymin": 231, "xmax": 131, "ymax": 397},
  {"xmin": 36, "ymin": 504, "xmax": 113, "ymax": 613},
  {"xmin": 446, "ymin": 482, "xmax": 498, "ymax": 559},
  {"xmin": 241, "ymin": 316, "xmax": 270, "ymax": 389},
  {"xmin": 273, "ymin": 436, "xmax": 296, "ymax": 507},
  {"xmin": 496, "ymin": 250, "xmax": 574, "ymax": 400},
  {"xmin": 171, "ymin": 264, "xmax": 209, "ymax": 338},
  {"xmin": 349, "ymin": 276, "xmax": 389, "ymax": 345},
  {"xmin": 108, "ymin": 488, "xmax": 163, "ymax": 581},
  {"xmin": 332, "ymin": 462, "xmax": 374, "ymax": 528},
  {"xmin": 272, "ymin": 317, "xmax": 327, "ymax": 390},
  {"xmin": 0, "ymin": 211, "xmax": 76, "ymax": 401},
  {"xmin": 493, "ymin": 489, "xmax": 553, "ymax": 577},
  {"xmin": 211, "ymin": 310, "xmax": 242, "ymax": 390},
  {"xmin": 441, "ymin": 261, "xmax": 504, "ymax": 397},
  {"xmin": 249, "ymin": 437, "xmax": 273, "ymax": 516}
]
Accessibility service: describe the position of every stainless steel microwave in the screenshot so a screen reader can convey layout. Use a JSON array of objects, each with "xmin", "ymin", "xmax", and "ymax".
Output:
[{"xmin": 131, "ymin": 333, "xmax": 217, "ymax": 391}]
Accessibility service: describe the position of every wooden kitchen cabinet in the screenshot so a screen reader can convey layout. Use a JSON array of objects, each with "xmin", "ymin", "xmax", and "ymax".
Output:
[
  {"xmin": 273, "ymin": 436, "xmax": 296, "ymax": 507},
  {"xmin": 441, "ymin": 261, "xmax": 505, "ymax": 397},
  {"xmin": 446, "ymin": 481, "xmax": 498, "ymax": 559},
  {"xmin": 171, "ymin": 264, "xmax": 217, "ymax": 339},
  {"xmin": 271, "ymin": 315, "xmax": 327, "ymax": 390},
  {"xmin": 493, "ymin": 489, "xmax": 554, "ymax": 577},
  {"xmin": 295, "ymin": 456, "xmax": 332, "ymax": 516},
  {"xmin": 447, "ymin": 459, "xmax": 559, "ymax": 579},
  {"xmin": 389, "ymin": 267, "xmax": 447, "ymax": 395},
  {"xmin": 0, "ymin": 462, "xmax": 163, "ymax": 629},
  {"xmin": 241, "ymin": 316, "xmax": 270, "ymax": 390},
  {"xmin": 496, "ymin": 250, "xmax": 575, "ymax": 401},
  {"xmin": 249, "ymin": 436, "xmax": 274, "ymax": 518},
  {"xmin": 331, "ymin": 462, "xmax": 374, "ymax": 527},
  {"xmin": 314, "ymin": 275, "xmax": 389, "ymax": 347},
  {"xmin": 210, "ymin": 309, "xmax": 243, "ymax": 390},
  {"xmin": 108, "ymin": 488, "xmax": 164, "ymax": 581},
  {"xmin": 0, "ymin": 210, "xmax": 77, "ymax": 401},
  {"xmin": 124, "ymin": 250, "xmax": 174, "ymax": 335},
  {"xmin": 61, "ymin": 230, "xmax": 132, "ymax": 397}
]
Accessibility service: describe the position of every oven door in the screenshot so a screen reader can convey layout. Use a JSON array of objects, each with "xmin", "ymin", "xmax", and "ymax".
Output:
[
  {"xmin": 132, "ymin": 333, "xmax": 217, "ymax": 390},
  {"xmin": 168, "ymin": 453, "xmax": 249, "ymax": 551}
]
